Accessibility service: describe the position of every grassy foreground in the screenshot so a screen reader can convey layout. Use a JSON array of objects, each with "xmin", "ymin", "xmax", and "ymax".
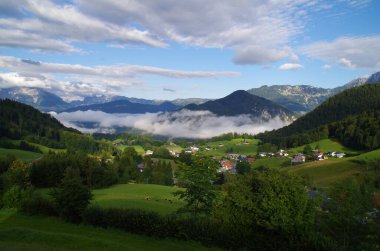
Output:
[
  {"xmin": 0, "ymin": 148, "xmax": 42, "ymax": 162},
  {"xmin": 0, "ymin": 209, "xmax": 217, "ymax": 251},
  {"xmin": 92, "ymin": 184, "xmax": 184, "ymax": 215}
]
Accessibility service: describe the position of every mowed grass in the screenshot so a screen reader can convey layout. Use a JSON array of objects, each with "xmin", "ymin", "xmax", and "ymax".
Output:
[
  {"xmin": 0, "ymin": 148, "xmax": 42, "ymax": 162},
  {"xmin": 252, "ymin": 157, "xmax": 290, "ymax": 169},
  {"xmin": 200, "ymin": 138, "xmax": 259, "ymax": 158},
  {"xmin": 287, "ymin": 158, "xmax": 363, "ymax": 188},
  {"xmin": 0, "ymin": 209, "xmax": 217, "ymax": 251},
  {"xmin": 92, "ymin": 184, "xmax": 184, "ymax": 215},
  {"xmin": 116, "ymin": 145, "xmax": 145, "ymax": 155},
  {"xmin": 355, "ymin": 148, "xmax": 380, "ymax": 162},
  {"xmin": 288, "ymin": 138, "xmax": 360, "ymax": 155}
]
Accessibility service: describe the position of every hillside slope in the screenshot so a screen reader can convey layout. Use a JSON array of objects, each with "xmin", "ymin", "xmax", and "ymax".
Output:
[
  {"xmin": 257, "ymin": 84, "xmax": 380, "ymax": 149},
  {"xmin": 183, "ymin": 90, "xmax": 293, "ymax": 119}
]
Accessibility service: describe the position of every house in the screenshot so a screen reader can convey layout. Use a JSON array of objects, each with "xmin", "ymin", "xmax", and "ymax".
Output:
[
  {"xmin": 205, "ymin": 146, "xmax": 212, "ymax": 151},
  {"xmin": 247, "ymin": 157, "xmax": 256, "ymax": 163},
  {"xmin": 218, "ymin": 143, "xmax": 224, "ymax": 147},
  {"xmin": 219, "ymin": 159, "xmax": 234, "ymax": 173},
  {"xmin": 145, "ymin": 150, "xmax": 154, "ymax": 155},
  {"xmin": 169, "ymin": 150, "xmax": 179, "ymax": 158},
  {"xmin": 335, "ymin": 153, "xmax": 346, "ymax": 158},
  {"xmin": 313, "ymin": 152, "xmax": 328, "ymax": 161},
  {"xmin": 277, "ymin": 149, "xmax": 289, "ymax": 157},
  {"xmin": 184, "ymin": 148, "xmax": 193, "ymax": 154},
  {"xmin": 258, "ymin": 152, "xmax": 267, "ymax": 157},
  {"xmin": 242, "ymin": 142, "xmax": 250, "ymax": 145},
  {"xmin": 238, "ymin": 155, "xmax": 247, "ymax": 161},
  {"xmin": 291, "ymin": 153, "xmax": 306, "ymax": 164},
  {"xmin": 228, "ymin": 153, "xmax": 240, "ymax": 160},
  {"xmin": 137, "ymin": 163, "xmax": 145, "ymax": 172},
  {"xmin": 328, "ymin": 151, "xmax": 336, "ymax": 157},
  {"xmin": 190, "ymin": 146, "xmax": 200, "ymax": 152}
]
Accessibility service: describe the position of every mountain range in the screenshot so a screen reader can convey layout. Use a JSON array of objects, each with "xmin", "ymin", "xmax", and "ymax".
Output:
[
  {"xmin": 1, "ymin": 70, "xmax": 379, "ymax": 114},
  {"xmin": 64, "ymin": 99, "xmax": 181, "ymax": 114},
  {"xmin": 248, "ymin": 76, "xmax": 371, "ymax": 112}
]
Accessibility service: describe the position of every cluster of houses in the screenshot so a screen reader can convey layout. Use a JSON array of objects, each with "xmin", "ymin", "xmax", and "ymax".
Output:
[
  {"xmin": 258, "ymin": 149, "xmax": 289, "ymax": 158},
  {"xmin": 291, "ymin": 150, "xmax": 346, "ymax": 164},
  {"xmin": 218, "ymin": 154, "xmax": 256, "ymax": 173}
]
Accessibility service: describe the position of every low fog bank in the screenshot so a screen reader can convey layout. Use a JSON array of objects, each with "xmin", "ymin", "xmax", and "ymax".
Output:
[{"xmin": 51, "ymin": 109, "xmax": 289, "ymax": 138}]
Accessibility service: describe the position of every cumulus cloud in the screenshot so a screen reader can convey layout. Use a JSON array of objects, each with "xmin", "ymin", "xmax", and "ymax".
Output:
[
  {"xmin": 300, "ymin": 36, "xmax": 380, "ymax": 69},
  {"xmin": 0, "ymin": 0, "xmax": 166, "ymax": 51},
  {"xmin": 278, "ymin": 63, "xmax": 304, "ymax": 71},
  {"xmin": 52, "ymin": 109, "xmax": 289, "ymax": 138}
]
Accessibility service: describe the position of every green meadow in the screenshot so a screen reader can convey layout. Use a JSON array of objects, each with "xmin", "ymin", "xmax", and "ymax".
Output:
[
  {"xmin": 0, "ymin": 148, "xmax": 42, "ymax": 162},
  {"xmin": 92, "ymin": 184, "xmax": 184, "ymax": 215},
  {"xmin": 287, "ymin": 138, "xmax": 361, "ymax": 155},
  {"xmin": 0, "ymin": 209, "xmax": 217, "ymax": 251},
  {"xmin": 199, "ymin": 138, "xmax": 259, "ymax": 158}
]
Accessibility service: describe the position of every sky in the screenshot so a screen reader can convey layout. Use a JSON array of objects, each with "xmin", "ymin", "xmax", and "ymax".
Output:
[{"xmin": 0, "ymin": 0, "xmax": 379, "ymax": 101}]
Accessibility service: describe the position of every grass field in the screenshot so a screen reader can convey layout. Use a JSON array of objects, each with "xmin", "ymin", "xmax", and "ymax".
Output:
[
  {"xmin": 116, "ymin": 145, "xmax": 145, "ymax": 155},
  {"xmin": 92, "ymin": 184, "xmax": 184, "ymax": 215},
  {"xmin": 200, "ymin": 138, "xmax": 259, "ymax": 158},
  {"xmin": 287, "ymin": 158, "xmax": 363, "ymax": 188},
  {"xmin": 0, "ymin": 209, "xmax": 217, "ymax": 251},
  {"xmin": 354, "ymin": 148, "xmax": 380, "ymax": 162},
  {"xmin": 288, "ymin": 138, "xmax": 361, "ymax": 155},
  {"xmin": 0, "ymin": 148, "xmax": 42, "ymax": 162},
  {"xmin": 252, "ymin": 157, "xmax": 290, "ymax": 169}
]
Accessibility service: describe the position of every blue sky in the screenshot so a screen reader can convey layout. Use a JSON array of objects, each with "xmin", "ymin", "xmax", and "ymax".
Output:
[{"xmin": 0, "ymin": 0, "xmax": 379, "ymax": 101}]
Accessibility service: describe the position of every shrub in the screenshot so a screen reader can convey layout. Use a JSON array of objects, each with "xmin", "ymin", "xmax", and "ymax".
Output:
[{"xmin": 19, "ymin": 193, "xmax": 57, "ymax": 216}]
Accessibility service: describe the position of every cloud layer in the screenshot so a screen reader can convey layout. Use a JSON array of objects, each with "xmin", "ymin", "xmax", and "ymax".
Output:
[
  {"xmin": 0, "ymin": 56, "xmax": 238, "ymax": 101},
  {"xmin": 300, "ymin": 36, "xmax": 380, "ymax": 69},
  {"xmin": 52, "ymin": 109, "xmax": 289, "ymax": 138}
]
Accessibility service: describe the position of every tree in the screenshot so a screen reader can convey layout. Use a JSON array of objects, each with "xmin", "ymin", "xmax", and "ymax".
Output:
[
  {"xmin": 321, "ymin": 178, "xmax": 379, "ymax": 249},
  {"xmin": 214, "ymin": 170, "xmax": 316, "ymax": 235},
  {"xmin": 303, "ymin": 144, "xmax": 313, "ymax": 155},
  {"xmin": 174, "ymin": 157, "xmax": 218, "ymax": 217},
  {"xmin": 5, "ymin": 159, "xmax": 30, "ymax": 189},
  {"xmin": 236, "ymin": 161, "xmax": 251, "ymax": 175},
  {"xmin": 51, "ymin": 167, "xmax": 92, "ymax": 223}
]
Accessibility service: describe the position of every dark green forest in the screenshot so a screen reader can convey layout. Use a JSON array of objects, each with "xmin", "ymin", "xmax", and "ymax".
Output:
[{"xmin": 257, "ymin": 84, "xmax": 380, "ymax": 149}]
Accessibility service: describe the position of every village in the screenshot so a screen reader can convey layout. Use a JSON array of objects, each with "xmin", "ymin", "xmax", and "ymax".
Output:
[{"xmin": 130, "ymin": 139, "xmax": 348, "ymax": 175}]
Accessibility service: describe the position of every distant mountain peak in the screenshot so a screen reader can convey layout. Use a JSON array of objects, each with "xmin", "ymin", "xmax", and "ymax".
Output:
[
  {"xmin": 366, "ymin": 71, "xmax": 380, "ymax": 83},
  {"xmin": 183, "ymin": 90, "xmax": 293, "ymax": 120}
]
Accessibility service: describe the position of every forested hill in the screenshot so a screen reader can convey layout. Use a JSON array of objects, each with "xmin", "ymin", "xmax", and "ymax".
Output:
[
  {"xmin": 0, "ymin": 99, "xmax": 75, "ymax": 138},
  {"xmin": 0, "ymin": 99, "xmax": 98, "ymax": 152},
  {"xmin": 183, "ymin": 90, "xmax": 293, "ymax": 118},
  {"xmin": 257, "ymin": 84, "xmax": 380, "ymax": 149}
]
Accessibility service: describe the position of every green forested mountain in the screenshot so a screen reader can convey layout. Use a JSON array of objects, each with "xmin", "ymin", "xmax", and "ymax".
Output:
[
  {"xmin": 257, "ymin": 84, "xmax": 380, "ymax": 149},
  {"xmin": 0, "ymin": 99, "xmax": 98, "ymax": 152},
  {"xmin": 183, "ymin": 90, "xmax": 293, "ymax": 118}
]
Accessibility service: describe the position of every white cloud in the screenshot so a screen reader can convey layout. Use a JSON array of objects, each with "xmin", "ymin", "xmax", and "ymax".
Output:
[
  {"xmin": 300, "ymin": 36, "xmax": 380, "ymax": 69},
  {"xmin": 53, "ymin": 109, "xmax": 289, "ymax": 138},
  {"xmin": 234, "ymin": 46, "xmax": 294, "ymax": 65},
  {"xmin": 278, "ymin": 63, "xmax": 304, "ymax": 71},
  {"xmin": 0, "ymin": 0, "xmax": 166, "ymax": 52},
  {"xmin": 0, "ymin": 56, "xmax": 239, "ymax": 101},
  {"xmin": 338, "ymin": 58, "xmax": 355, "ymax": 69},
  {"xmin": 322, "ymin": 64, "xmax": 332, "ymax": 70},
  {"xmin": 0, "ymin": 56, "xmax": 239, "ymax": 79}
]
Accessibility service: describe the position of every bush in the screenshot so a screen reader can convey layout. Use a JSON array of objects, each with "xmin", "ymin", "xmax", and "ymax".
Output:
[
  {"xmin": 19, "ymin": 193, "xmax": 57, "ymax": 216},
  {"xmin": 51, "ymin": 168, "xmax": 92, "ymax": 223},
  {"xmin": 2, "ymin": 185, "xmax": 33, "ymax": 209}
]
